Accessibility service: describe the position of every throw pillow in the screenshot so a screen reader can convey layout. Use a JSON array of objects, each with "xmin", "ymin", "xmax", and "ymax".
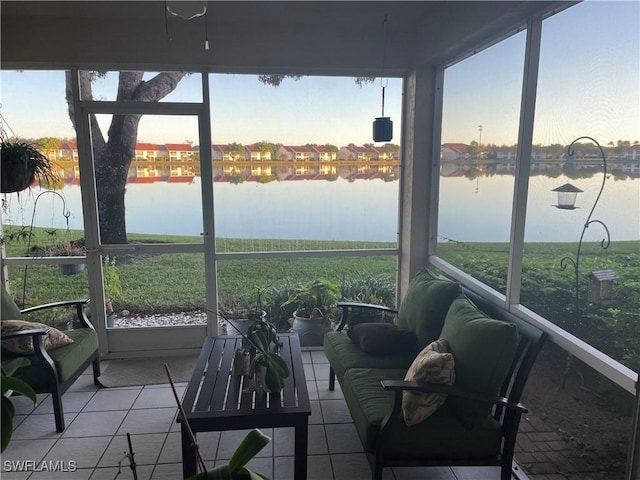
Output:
[
  {"xmin": 440, "ymin": 295, "xmax": 519, "ymax": 428},
  {"xmin": 402, "ymin": 338, "xmax": 455, "ymax": 426},
  {"xmin": 1, "ymin": 319, "xmax": 74, "ymax": 354},
  {"xmin": 396, "ymin": 268, "xmax": 461, "ymax": 349},
  {"xmin": 347, "ymin": 323, "xmax": 417, "ymax": 355}
]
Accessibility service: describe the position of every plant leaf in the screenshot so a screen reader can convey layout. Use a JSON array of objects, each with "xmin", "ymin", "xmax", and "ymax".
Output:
[
  {"xmin": 186, "ymin": 464, "xmax": 233, "ymax": 480},
  {"xmin": 265, "ymin": 353, "xmax": 289, "ymax": 378},
  {"xmin": 1, "ymin": 358, "xmax": 30, "ymax": 377},
  {"xmin": 264, "ymin": 366, "xmax": 285, "ymax": 393},
  {"xmin": 1, "ymin": 396, "xmax": 15, "ymax": 452},
  {"xmin": 228, "ymin": 429, "xmax": 271, "ymax": 472},
  {"xmin": 1, "ymin": 376, "xmax": 37, "ymax": 402}
]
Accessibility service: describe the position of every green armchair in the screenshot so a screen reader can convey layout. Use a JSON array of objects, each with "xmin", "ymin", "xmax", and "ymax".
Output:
[{"xmin": 1, "ymin": 286, "xmax": 100, "ymax": 432}]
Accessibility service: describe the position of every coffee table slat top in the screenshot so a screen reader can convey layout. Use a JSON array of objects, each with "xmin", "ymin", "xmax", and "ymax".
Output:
[{"xmin": 181, "ymin": 333, "xmax": 310, "ymax": 421}]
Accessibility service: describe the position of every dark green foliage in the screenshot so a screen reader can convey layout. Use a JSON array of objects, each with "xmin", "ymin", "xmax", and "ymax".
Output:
[
  {"xmin": 281, "ymin": 278, "xmax": 341, "ymax": 320},
  {"xmin": 438, "ymin": 240, "xmax": 640, "ymax": 375},
  {"xmin": 1, "ymin": 140, "xmax": 58, "ymax": 192},
  {"xmin": 2, "ymin": 359, "xmax": 37, "ymax": 452}
]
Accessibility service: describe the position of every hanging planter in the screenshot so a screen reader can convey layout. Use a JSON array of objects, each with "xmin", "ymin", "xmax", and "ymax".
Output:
[
  {"xmin": 1, "ymin": 140, "xmax": 57, "ymax": 193},
  {"xmin": 58, "ymin": 263, "xmax": 85, "ymax": 276},
  {"xmin": 40, "ymin": 240, "xmax": 87, "ymax": 276}
]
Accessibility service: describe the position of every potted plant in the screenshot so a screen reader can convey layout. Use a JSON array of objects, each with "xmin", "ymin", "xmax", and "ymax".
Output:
[
  {"xmin": 282, "ymin": 278, "xmax": 341, "ymax": 346},
  {"xmin": 186, "ymin": 428, "xmax": 271, "ymax": 480},
  {"xmin": 220, "ymin": 288, "xmax": 268, "ymax": 336},
  {"xmin": 227, "ymin": 310, "xmax": 289, "ymax": 394},
  {"xmin": 37, "ymin": 240, "xmax": 87, "ymax": 275},
  {"xmin": 1, "ymin": 139, "xmax": 58, "ymax": 193},
  {"xmin": 104, "ymin": 256, "xmax": 122, "ymax": 327},
  {"xmin": 340, "ymin": 275, "xmax": 396, "ymax": 328}
]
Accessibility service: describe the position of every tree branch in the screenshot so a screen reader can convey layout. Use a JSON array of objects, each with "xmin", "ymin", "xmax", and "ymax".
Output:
[{"xmin": 133, "ymin": 72, "xmax": 188, "ymax": 102}]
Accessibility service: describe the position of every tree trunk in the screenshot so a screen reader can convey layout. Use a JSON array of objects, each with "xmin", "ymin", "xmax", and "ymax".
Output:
[{"xmin": 65, "ymin": 71, "xmax": 187, "ymax": 244}]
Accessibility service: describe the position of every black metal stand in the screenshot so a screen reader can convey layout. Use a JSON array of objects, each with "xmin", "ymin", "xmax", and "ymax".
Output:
[{"xmin": 558, "ymin": 136, "xmax": 610, "ymax": 389}]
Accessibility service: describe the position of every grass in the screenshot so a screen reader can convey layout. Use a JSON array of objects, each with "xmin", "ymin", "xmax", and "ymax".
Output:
[
  {"xmin": 2, "ymin": 226, "xmax": 398, "ymax": 314},
  {"xmin": 3, "ymin": 225, "xmax": 638, "ymax": 328}
]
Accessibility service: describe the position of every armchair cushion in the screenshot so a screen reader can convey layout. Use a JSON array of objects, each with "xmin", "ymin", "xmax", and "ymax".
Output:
[
  {"xmin": 440, "ymin": 296, "xmax": 519, "ymax": 428},
  {"xmin": 1, "ymin": 320, "xmax": 74, "ymax": 353},
  {"xmin": 396, "ymin": 268, "xmax": 461, "ymax": 349},
  {"xmin": 402, "ymin": 338, "xmax": 455, "ymax": 426},
  {"xmin": 347, "ymin": 323, "xmax": 417, "ymax": 355},
  {"xmin": 324, "ymin": 331, "xmax": 418, "ymax": 387},
  {"xmin": 3, "ymin": 327, "xmax": 98, "ymax": 386},
  {"xmin": 343, "ymin": 367, "xmax": 503, "ymax": 457}
]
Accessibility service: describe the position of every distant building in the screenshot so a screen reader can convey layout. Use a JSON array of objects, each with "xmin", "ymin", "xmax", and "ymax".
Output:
[
  {"xmin": 441, "ymin": 143, "xmax": 468, "ymax": 161},
  {"xmin": 312, "ymin": 145, "xmax": 338, "ymax": 161},
  {"xmin": 275, "ymin": 145, "xmax": 314, "ymax": 161},
  {"xmin": 495, "ymin": 147, "xmax": 517, "ymax": 161},
  {"xmin": 626, "ymin": 144, "xmax": 640, "ymax": 161},
  {"xmin": 338, "ymin": 145, "xmax": 375, "ymax": 161},
  {"xmin": 211, "ymin": 144, "xmax": 226, "ymax": 161},
  {"xmin": 135, "ymin": 143, "xmax": 166, "ymax": 160},
  {"xmin": 59, "ymin": 141, "xmax": 79, "ymax": 161},
  {"xmin": 245, "ymin": 144, "xmax": 272, "ymax": 161},
  {"xmin": 164, "ymin": 143, "xmax": 193, "ymax": 161}
]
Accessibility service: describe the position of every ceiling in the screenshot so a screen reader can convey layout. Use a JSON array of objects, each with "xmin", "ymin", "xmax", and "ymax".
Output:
[{"xmin": 1, "ymin": 1, "xmax": 574, "ymax": 75}]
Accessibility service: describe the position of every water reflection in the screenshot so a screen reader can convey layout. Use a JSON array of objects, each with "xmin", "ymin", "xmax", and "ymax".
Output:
[{"xmin": 5, "ymin": 159, "xmax": 638, "ymax": 243}]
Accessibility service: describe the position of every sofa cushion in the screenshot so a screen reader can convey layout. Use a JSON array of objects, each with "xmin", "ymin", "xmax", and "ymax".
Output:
[
  {"xmin": 402, "ymin": 338, "xmax": 455, "ymax": 426},
  {"xmin": 342, "ymin": 367, "xmax": 503, "ymax": 457},
  {"xmin": 396, "ymin": 268, "xmax": 461, "ymax": 349},
  {"xmin": 1, "ymin": 320, "xmax": 74, "ymax": 353},
  {"xmin": 347, "ymin": 323, "xmax": 417, "ymax": 356},
  {"xmin": 3, "ymin": 328, "xmax": 98, "ymax": 386},
  {"xmin": 324, "ymin": 331, "xmax": 418, "ymax": 387},
  {"xmin": 440, "ymin": 295, "xmax": 519, "ymax": 428},
  {"xmin": 1, "ymin": 286, "xmax": 23, "ymax": 321}
]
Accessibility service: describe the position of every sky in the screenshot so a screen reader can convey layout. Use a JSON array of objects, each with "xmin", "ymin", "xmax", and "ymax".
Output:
[{"xmin": 0, "ymin": 1, "xmax": 637, "ymax": 148}]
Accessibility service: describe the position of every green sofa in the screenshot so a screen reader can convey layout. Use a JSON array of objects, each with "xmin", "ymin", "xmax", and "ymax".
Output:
[
  {"xmin": 1, "ymin": 286, "xmax": 100, "ymax": 432},
  {"xmin": 324, "ymin": 268, "xmax": 546, "ymax": 480}
]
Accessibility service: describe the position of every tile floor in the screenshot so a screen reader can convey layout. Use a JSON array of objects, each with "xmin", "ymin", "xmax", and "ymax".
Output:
[{"xmin": 2, "ymin": 349, "xmax": 506, "ymax": 480}]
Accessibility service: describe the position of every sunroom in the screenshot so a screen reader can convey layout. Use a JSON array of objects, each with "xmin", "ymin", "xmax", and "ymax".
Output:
[{"xmin": 1, "ymin": 1, "xmax": 638, "ymax": 479}]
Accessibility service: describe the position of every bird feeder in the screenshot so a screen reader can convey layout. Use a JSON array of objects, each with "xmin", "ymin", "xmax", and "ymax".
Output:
[
  {"xmin": 587, "ymin": 269, "xmax": 617, "ymax": 303},
  {"xmin": 552, "ymin": 183, "xmax": 583, "ymax": 210}
]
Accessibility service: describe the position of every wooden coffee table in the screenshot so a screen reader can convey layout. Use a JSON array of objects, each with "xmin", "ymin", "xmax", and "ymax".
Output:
[{"xmin": 178, "ymin": 333, "xmax": 311, "ymax": 479}]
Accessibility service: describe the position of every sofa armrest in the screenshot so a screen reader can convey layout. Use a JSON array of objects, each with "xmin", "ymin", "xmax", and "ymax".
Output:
[
  {"xmin": 380, "ymin": 379, "xmax": 528, "ymax": 414},
  {"xmin": 335, "ymin": 302, "xmax": 398, "ymax": 331},
  {"xmin": 21, "ymin": 299, "xmax": 95, "ymax": 330}
]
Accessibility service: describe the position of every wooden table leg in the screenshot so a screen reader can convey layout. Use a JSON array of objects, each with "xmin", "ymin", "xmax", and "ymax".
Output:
[
  {"xmin": 181, "ymin": 425, "xmax": 197, "ymax": 479},
  {"xmin": 294, "ymin": 421, "xmax": 309, "ymax": 480}
]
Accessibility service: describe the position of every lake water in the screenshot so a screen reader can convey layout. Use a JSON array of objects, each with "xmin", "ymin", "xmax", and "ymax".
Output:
[{"xmin": 5, "ymin": 174, "xmax": 639, "ymax": 244}]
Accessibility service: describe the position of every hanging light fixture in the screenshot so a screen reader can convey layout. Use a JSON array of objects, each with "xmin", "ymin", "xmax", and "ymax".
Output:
[
  {"xmin": 164, "ymin": 1, "xmax": 210, "ymax": 50},
  {"xmin": 373, "ymin": 14, "xmax": 393, "ymax": 143},
  {"xmin": 166, "ymin": 1, "xmax": 207, "ymax": 20}
]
